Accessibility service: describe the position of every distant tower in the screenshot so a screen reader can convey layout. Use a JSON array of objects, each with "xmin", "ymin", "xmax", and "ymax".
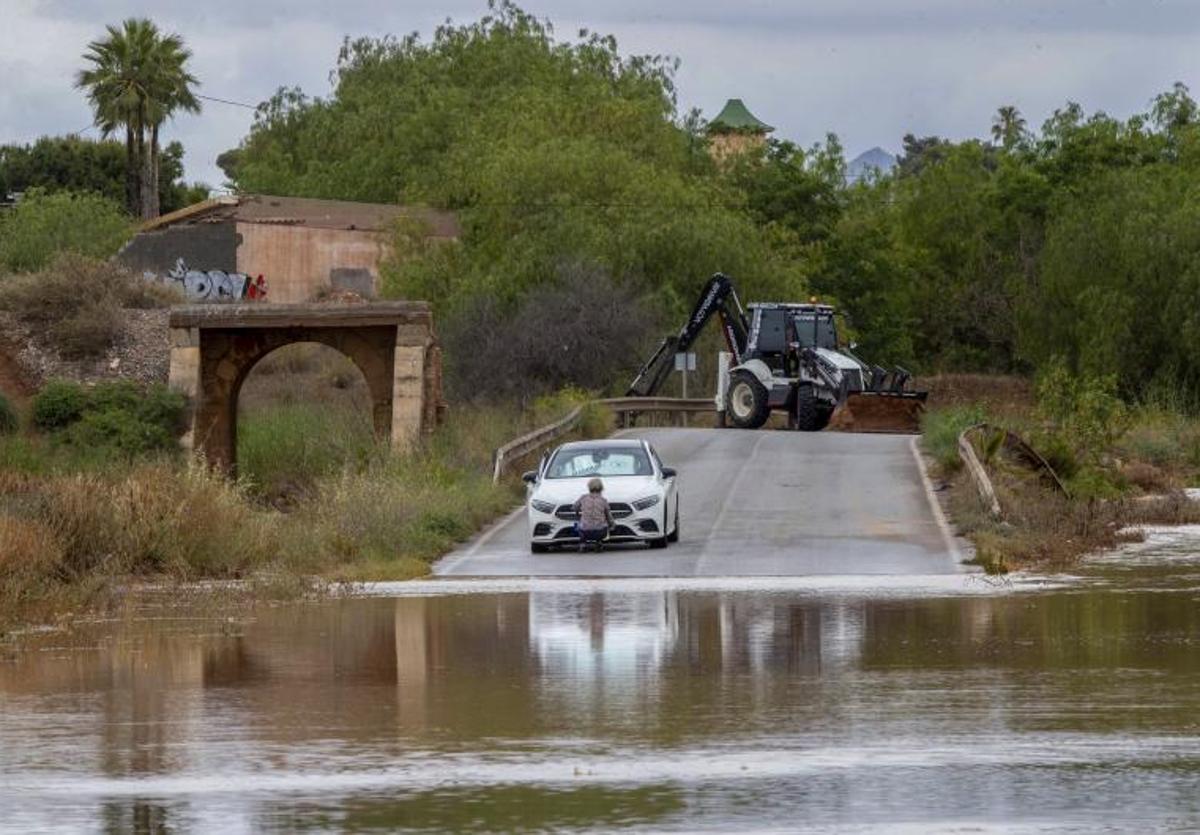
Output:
[{"xmin": 706, "ymin": 98, "xmax": 774, "ymax": 163}]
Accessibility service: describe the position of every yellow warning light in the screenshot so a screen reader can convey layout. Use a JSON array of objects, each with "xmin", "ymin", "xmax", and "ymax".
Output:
[{"xmin": 809, "ymin": 296, "xmax": 818, "ymax": 303}]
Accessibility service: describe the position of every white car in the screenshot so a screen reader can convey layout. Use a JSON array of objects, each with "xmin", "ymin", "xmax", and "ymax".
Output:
[{"xmin": 523, "ymin": 439, "xmax": 679, "ymax": 553}]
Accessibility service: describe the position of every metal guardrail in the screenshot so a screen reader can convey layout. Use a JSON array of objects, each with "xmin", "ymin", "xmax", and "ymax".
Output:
[
  {"xmin": 957, "ymin": 422, "xmax": 1070, "ymax": 518},
  {"xmin": 958, "ymin": 424, "xmax": 1002, "ymax": 519},
  {"xmin": 491, "ymin": 397, "xmax": 717, "ymax": 484}
]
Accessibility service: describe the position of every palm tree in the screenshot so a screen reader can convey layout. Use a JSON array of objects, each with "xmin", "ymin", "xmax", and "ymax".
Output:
[
  {"xmin": 991, "ymin": 105, "xmax": 1027, "ymax": 151},
  {"xmin": 141, "ymin": 33, "xmax": 200, "ymax": 218},
  {"xmin": 76, "ymin": 19, "xmax": 200, "ymax": 219}
]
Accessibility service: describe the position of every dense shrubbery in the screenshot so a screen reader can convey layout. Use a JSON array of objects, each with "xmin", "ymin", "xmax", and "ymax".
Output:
[
  {"xmin": 30, "ymin": 379, "xmax": 186, "ymax": 455},
  {"xmin": 31, "ymin": 380, "xmax": 87, "ymax": 430},
  {"xmin": 231, "ymin": 2, "xmax": 812, "ymax": 392},
  {"xmin": 811, "ymin": 85, "xmax": 1200, "ymax": 399},
  {"xmin": 0, "ymin": 190, "xmax": 131, "ymax": 273},
  {"xmin": 441, "ymin": 263, "xmax": 660, "ymax": 399},
  {"xmin": 0, "ymin": 253, "xmax": 180, "ymax": 358}
]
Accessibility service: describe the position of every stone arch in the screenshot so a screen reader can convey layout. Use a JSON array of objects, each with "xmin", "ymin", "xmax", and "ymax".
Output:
[
  {"xmin": 230, "ymin": 332, "xmax": 392, "ymax": 464},
  {"xmin": 168, "ymin": 303, "xmax": 441, "ymax": 474}
]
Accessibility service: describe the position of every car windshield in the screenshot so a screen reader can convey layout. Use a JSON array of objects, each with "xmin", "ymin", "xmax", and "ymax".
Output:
[
  {"xmin": 545, "ymin": 447, "xmax": 653, "ymax": 478},
  {"xmin": 792, "ymin": 312, "xmax": 838, "ymax": 349}
]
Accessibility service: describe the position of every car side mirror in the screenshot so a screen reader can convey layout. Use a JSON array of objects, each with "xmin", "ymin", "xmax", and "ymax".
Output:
[
  {"xmin": 521, "ymin": 470, "xmax": 538, "ymax": 484},
  {"xmin": 661, "ymin": 467, "xmax": 677, "ymax": 479}
]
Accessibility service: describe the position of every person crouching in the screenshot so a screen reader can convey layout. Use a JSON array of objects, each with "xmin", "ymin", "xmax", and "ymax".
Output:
[{"xmin": 574, "ymin": 477, "xmax": 614, "ymax": 552}]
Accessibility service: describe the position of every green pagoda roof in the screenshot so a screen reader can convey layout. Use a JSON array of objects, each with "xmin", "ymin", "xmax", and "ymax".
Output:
[{"xmin": 708, "ymin": 99, "xmax": 774, "ymax": 133}]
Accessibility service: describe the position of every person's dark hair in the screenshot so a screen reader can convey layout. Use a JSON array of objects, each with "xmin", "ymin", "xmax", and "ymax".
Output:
[{"xmin": 587, "ymin": 477, "xmax": 604, "ymax": 493}]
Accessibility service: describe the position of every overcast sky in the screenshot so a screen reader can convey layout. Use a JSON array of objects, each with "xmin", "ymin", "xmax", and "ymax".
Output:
[{"xmin": 4, "ymin": 0, "xmax": 1200, "ymax": 188}]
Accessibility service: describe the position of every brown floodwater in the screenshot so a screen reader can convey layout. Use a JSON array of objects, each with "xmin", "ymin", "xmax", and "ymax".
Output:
[{"xmin": 2, "ymin": 538, "xmax": 1200, "ymax": 833}]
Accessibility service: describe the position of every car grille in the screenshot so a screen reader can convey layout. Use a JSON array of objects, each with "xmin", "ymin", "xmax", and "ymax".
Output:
[
  {"xmin": 555, "ymin": 502, "xmax": 633, "ymax": 520},
  {"xmin": 554, "ymin": 524, "xmax": 638, "ymax": 540}
]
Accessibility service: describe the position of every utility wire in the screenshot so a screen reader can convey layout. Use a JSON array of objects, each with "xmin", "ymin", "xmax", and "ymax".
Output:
[
  {"xmin": 65, "ymin": 93, "xmax": 255, "ymax": 138},
  {"xmin": 196, "ymin": 93, "xmax": 258, "ymax": 109}
]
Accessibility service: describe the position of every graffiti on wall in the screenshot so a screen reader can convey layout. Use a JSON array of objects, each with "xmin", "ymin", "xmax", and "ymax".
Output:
[{"xmin": 145, "ymin": 258, "xmax": 268, "ymax": 302}]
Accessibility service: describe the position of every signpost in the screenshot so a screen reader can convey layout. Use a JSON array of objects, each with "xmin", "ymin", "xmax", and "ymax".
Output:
[{"xmin": 674, "ymin": 352, "xmax": 697, "ymax": 426}]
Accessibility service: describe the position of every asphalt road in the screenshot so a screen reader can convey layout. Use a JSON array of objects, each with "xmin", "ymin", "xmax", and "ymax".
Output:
[{"xmin": 435, "ymin": 428, "xmax": 965, "ymax": 577}]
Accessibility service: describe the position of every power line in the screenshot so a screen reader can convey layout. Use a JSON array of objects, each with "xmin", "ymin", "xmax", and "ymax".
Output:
[
  {"xmin": 196, "ymin": 93, "xmax": 258, "ymax": 109},
  {"xmin": 65, "ymin": 93, "xmax": 255, "ymax": 137}
]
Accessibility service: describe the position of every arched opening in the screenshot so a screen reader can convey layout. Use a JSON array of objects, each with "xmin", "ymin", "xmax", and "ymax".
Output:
[{"xmin": 235, "ymin": 342, "xmax": 377, "ymax": 506}]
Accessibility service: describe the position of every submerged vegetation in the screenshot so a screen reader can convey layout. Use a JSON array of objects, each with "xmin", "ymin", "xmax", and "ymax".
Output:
[{"xmin": 920, "ymin": 374, "xmax": 1200, "ymax": 574}]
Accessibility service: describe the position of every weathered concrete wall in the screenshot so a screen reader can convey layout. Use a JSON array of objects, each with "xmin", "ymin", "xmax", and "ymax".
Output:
[
  {"xmin": 707, "ymin": 132, "xmax": 767, "ymax": 165},
  {"xmin": 235, "ymin": 223, "xmax": 389, "ymax": 304},
  {"xmin": 117, "ymin": 221, "xmax": 240, "ymax": 276},
  {"xmin": 167, "ymin": 303, "xmax": 440, "ymax": 473}
]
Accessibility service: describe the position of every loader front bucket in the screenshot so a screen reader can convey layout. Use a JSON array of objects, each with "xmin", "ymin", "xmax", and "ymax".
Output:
[{"xmin": 825, "ymin": 391, "xmax": 927, "ymax": 434}]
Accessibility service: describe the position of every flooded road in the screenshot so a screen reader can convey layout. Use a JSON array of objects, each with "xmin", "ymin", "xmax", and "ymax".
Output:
[{"xmin": 3, "ymin": 553, "xmax": 1200, "ymax": 831}]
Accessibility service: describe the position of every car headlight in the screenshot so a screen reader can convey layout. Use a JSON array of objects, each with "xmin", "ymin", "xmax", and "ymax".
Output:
[
  {"xmin": 531, "ymin": 499, "xmax": 556, "ymax": 514},
  {"xmin": 632, "ymin": 495, "xmax": 660, "ymax": 511}
]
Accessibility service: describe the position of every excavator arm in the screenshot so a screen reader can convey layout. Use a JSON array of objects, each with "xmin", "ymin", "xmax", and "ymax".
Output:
[{"xmin": 627, "ymin": 273, "xmax": 749, "ymax": 397}]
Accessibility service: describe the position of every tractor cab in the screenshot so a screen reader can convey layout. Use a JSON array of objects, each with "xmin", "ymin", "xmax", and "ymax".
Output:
[{"xmin": 745, "ymin": 303, "xmax": 838, "ymax": 372}]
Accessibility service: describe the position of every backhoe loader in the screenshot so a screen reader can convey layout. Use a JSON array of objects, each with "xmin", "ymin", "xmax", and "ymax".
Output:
[{"xmin": 627, "ymin": 273, "xmax": 926, "ymax": 432}]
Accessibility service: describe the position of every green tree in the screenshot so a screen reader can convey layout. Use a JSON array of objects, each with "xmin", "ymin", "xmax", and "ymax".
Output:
[
  {"xmin": 725, "ymin": 136, "xmax": 846, "ymax": 245},
  {"xmin": 75, "ymin": 18, "xmax": 200, "ymax": 219},
  {"xmin": 0, "ymin": 136, "xmax": 208, "ymax": 213},
  {"xmin": 0, "ymin": 190, "xmax": 131, "ymax": 272},
  {"xmin": 895, "ymin": 133, "xmax": 952, "ymax": 177},
  {"xmin": 238, "ymin": 2, "xmax": 805, "ymax": 333},
  {"xmin": 991, "ymin": 105, "xmax": 1028, "ymax": 150}
]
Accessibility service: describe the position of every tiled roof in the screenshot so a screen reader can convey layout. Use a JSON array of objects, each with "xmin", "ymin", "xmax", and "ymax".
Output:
[
  {"xmin": 140, "ymin": 194, "xmax": 460, "ymax": 237},
  {"xmin": 708, "ymin": 99, "xmax": 774, "ymax": 133}
]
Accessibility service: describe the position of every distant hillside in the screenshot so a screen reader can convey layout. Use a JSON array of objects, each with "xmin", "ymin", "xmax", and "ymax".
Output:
[{"xmin": 847, "ymin": 147, "xmax": 897, "ymax": 182}]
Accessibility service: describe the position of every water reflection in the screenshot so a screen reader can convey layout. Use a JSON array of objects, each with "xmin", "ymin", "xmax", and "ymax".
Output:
[{"xmin": 2, "ymin": 575, "xmax": 1200, "ymax": 832}]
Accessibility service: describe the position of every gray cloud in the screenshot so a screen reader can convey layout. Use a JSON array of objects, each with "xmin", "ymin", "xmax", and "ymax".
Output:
[{"xmin": 4, "ymin": 0, "xmax": 1199, "ymax": 188}]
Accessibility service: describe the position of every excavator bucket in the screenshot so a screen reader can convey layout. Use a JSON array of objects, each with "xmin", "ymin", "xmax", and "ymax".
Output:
[{"xmin": 826, "ymin": 391, "xmax": 927, "ymax": 434}]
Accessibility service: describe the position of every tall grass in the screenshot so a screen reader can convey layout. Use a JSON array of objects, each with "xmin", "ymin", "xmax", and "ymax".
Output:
[
  {"xmin": 237, "ymin": 403, "xmax": 377, "ymax": 496},
  {"xmin": 3, "ymin": 336, "xmax": 624, "ymax": 627},
  {"xmin": 920, "ymin": 405, "xmax": 988, "ymax": 474},
  {"xmin": 0, "ymin": 462, "xmax": 283, "ymax": 616}
]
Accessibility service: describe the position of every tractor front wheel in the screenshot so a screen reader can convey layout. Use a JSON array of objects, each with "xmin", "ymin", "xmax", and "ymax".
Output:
[{"xmin": 727, "ymin": 372, "xmax": 770, "ymax": 429}]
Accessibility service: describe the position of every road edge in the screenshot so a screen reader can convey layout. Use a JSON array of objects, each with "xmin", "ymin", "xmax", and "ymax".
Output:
[{"xmin": 908, "ymin": 435, "xmax": 964, "ymax": 565}]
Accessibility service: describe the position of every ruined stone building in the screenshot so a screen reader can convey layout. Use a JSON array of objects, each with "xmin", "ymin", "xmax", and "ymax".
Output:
[{"xmin": 118, "ymin": 194, "xmax": 460, "ymax": 304}]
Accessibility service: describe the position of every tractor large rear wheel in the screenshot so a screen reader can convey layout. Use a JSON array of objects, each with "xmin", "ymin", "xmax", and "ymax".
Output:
[
  {"xmin": 792, "ymin": 384, "xmax": 825, "ymax": 432},
  {"xmin": 727, "ymin": 372, "xmax": 770, "ymax": 429}
]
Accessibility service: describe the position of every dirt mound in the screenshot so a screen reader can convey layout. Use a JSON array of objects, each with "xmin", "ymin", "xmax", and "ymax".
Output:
[
  {"xmin": 0, "ymin": 308, "xmax": 170, "ymax": 392},
  {"xmin": 826, "ymin": 394, "xmax": 925, "ymax": 434}
]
